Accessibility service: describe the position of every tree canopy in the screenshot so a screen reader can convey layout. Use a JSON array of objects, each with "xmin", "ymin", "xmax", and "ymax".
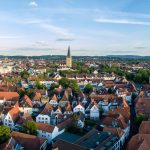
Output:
[
  {"xmin": 84, "ymin": 83, "xmax": 93, "ymax": 94},
  {"xmin": 0, "ymin": 125, "xmax": 11, "ymax": 144},
  {"xmin": 23, "ymin": 121, "xmax": 37, "ymax": 135},
  {"xmin": 69, "ymin": 80, "xmax": 80, "ymax": 96},
  {"xmin": 59, "ymin": 77, "xmax": 70, "ymax": 88}
]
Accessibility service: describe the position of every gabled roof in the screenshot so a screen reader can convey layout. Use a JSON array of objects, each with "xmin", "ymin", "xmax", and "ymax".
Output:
[
  {"xmin": 127, "ymin": 134, "xmax": 150, "ymax": 150},
  {"xmin": 40, "ymin": 102, "xmax": 53, "ymax": 115},
  {"xmin": 103, "ymin": 126, "xmax": 124, "ymax": 137},
  {"xmin": 60, "ymin": 91, "xmax": 69, "ymax": 101},
  {"xmin": 51, "ymin": 94, "xmax": 58, "ymax": 102},
  {"xmin": 135, "ymin": 97, "xmax": 150, "ymax": 116},
  {"xmin": 65, "ymin": 102, "xmax": 72, "ymax": 111},
  {"xmin": 36, "ymin": 122, "xmax": 55, "ymax": 133},
  {"xmin": 57, "ymin": 118, "xmax": 72, "ymax": 130},
  {"xmin": 139, "ymin": 121, "xmax": 150, "ymax": 134},
  {"xmin": 0, "ymin": 92, "xmax": 19, "ymax": 101},
  {"xmin": 11, "ymin": 131, "xmax": 46, "ymax": 150},
  {"xmin": 16, "ymin": 113, "xmax": 33, "ymax": 125},
  {"xmin": 21, "ymin": 95, "xmax": 32, "ymax": 107},
  {"xmin": 32, "ymin": 92, "xmax": 41, "ymax": 101},
  {"xmin": 9, "ymin": 103, "xmax": 20, "ymax": 122}
]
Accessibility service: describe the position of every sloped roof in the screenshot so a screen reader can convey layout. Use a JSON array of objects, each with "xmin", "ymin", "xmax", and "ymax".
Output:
[
  {"xmin": 139, "ymin": 121, "xmax": 150, "ymax": 134},
  {"xmin": 21, "ymin": 95, "xmax": 32, "ymax": 107},
  {"xmin": 11, "ymin": 131, "xmax": 46, "ymax": 150},
  {"xmin": 0, "ymin": 92, "xmax": 19, "ymax": 101},
  {"xmin": 36, "ymin": 122, "xmax": 55, "ymax": 133},
  {"xmin": 40, "ymin": 102, "xmax": 53, "ymax": 115},
  {"xmin": 51, "ymin": 94, "xmax": 58, "ymax": 101},
  {"xmin": 103, "ymin": 126, "xmax": 124, "ymax": 137},
  {"xmin": 127, "ymin": 134, "xmax": 150, "ymax": 150},
  {"xmin": 9, "ymin": 103, "xmax": 20, "ymax": 122}
]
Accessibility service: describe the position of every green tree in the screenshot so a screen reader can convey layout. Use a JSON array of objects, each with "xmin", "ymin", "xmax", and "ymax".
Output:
[
  {"xmin": 26, "ymin": 89, "xmax": 35, "ymax": 98},
  {"xmin": 50, "ymin": 83, "xmax": 59, "ymax": 90},
  {"xmin": 59, "ymin": 77, "xmax": 70, "ymax": 88},
  {"xmin": 35, "ymin": 80, "xmax": 45, "ymax": 89},
  {"xmin": 18, "ymin": 89, "xmax": 25, "ymax": 97},
  {"xmin": 0, "ymin": 126, "xmax": 11, "ymax": 144},
  {"xmin": 84, "ymin": 83, "xmax": 93, "ymax": 94},
  {"xmin": 132, "ymin": 92, "xmax": 137, "ymax": 101},
  {"xmin": 135, "ymin": 114, "xmax": 146, "ymax": 126},
  {"xmin": 20, "ymin": 71, "xmax": 30, "ymax": 79},
  {"xmin": 23, "ymin": 121, "xmax": 37, "ymax": 135},
  {"xmin": 108, "ymin": 88, "xmax": 113, "ymax": 94},
  {"xmin": 69, "ymin": 80, "xmax": 80, "ymax": 96}
]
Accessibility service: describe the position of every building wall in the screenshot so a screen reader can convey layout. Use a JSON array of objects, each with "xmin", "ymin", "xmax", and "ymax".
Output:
[
  {"xmin": 4, "ymin": 113, "xmax": 14, "ymax": 129},
  {"xmin": 19, "ymin": 107, "xmax": 33, "ymax": 115},
  {"xmin": 49, "ymin": 100, "xmax": 58, "ymax": 107},
  {"xmin": 66, "ymin": 57, "xmax": 72, "ymax": 68},
  {"xmin": 36, "ymin": 114, "xmax": 51, "ymax": 124},
  {"xmin": 37, "ymin": 126, "xmax": 62, "ymax": 144},
  {"xmin": 90, "ymin": 110, "xmax": 99, "ymax": 120},
  {"xmin": 37, "ymin": 130, "xmax": 52, "ymax": 143},
  {"xmin": 73, "ymin": 105, "xmax": 85, "ymax": 114}
]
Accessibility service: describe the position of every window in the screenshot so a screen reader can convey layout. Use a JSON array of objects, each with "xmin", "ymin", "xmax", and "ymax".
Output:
[
  {"xmin": 38, "ymin": 117, "xmax": 40, "ymax": 120},
  {"xmin": 45, "ymin": 118, "xmax": 47, "ymax": 120}
]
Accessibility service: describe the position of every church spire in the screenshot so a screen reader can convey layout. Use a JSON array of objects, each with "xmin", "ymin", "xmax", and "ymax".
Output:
[
  {"xmin": 66, "ymin": 46, "xmax": 72, "ymax": 68},
  {"xmin": 67, "ymin": 46, "xmax": 71, "ymax": 58}
]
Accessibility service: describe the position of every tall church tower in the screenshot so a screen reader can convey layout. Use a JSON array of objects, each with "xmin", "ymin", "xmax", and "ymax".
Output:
[{"xmin": 66, "ymin": 46, "xmax": 72, "ymax": 68}]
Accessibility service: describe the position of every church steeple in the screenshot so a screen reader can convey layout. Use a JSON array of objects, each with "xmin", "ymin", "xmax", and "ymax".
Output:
[
  {"xmin": 67, "ymin": 46, "xmax": 71, "ymax": 58},
  {"xmin": 66, "ymin": 46, "xmax": 72, "ymax": 68}
]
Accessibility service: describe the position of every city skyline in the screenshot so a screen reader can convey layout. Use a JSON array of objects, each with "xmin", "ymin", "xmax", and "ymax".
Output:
[{"xmin": 0, "ymin": 0, "xmax": 150, "ymax": 56}]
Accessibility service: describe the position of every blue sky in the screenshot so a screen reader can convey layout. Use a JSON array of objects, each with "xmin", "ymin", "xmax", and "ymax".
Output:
[{"xmin": 0, "ymin": 0, "xmax": 150, "ymax": 56}]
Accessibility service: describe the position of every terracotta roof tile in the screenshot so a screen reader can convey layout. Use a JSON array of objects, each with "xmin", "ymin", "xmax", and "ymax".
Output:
[
  {"xmin": 127, "ymin": 134, "xmax": 150, "ymax": 150},
  {"xmin": 11, "ymin": 131, "xmax": 46, "ymax": 150},
  {"xmin": 139, "ymin": 121, "xmax": 150, "ymax": 134},
  {"xmin": 0, "ymin": 92, "xmax": 19, "ymax": 101},
  {"xmin": 36, "ymin": 122, "xmax": 55, "ymax": 133}
]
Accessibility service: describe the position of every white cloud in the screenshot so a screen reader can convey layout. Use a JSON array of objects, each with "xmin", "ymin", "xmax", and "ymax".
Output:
[
  {"xmin": 29, "ymin": 1, "xmax": 38, "ymax": 7},
  {"xmin": 0, "ymin": 35, "xmax": 22, "ymax": 39},
  {"xmin": 94, "ymin": 18, "xmax": 150, "ymax": 26},
  {"xmin": 21, "ymin": 19, "xmax": 74, "ymax": 37}
]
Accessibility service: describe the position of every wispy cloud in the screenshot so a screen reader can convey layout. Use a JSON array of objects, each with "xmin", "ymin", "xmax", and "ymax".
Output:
[
  {"xmin": 35, "ymin": 41, "xmax": 49, "ymax": 46},
  {"xmin": 56, "ymin": 38, "xmax": 75, "ymax": 42},
  {"xmin": 0, "ymin": 35, "xmax": 22, "ymax": 39},
  {"xmin": 21, "ymin": 19, "xmax": 74, "ymax": 37},
  {"xmin": 29, "ymin": 1, "xmax": 38, "ymax": 7},
  {"xmin": 94, "ymin": 18, "xmax": 150, "ymax": 26}
]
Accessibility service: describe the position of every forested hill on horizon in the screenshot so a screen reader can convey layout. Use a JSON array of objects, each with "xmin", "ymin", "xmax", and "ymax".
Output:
[{"xmin": 0, "ymin": 55, "xmax": 150, "ymax": 60}]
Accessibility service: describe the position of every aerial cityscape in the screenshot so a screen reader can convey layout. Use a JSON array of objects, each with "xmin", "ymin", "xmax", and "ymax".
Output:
[{"xmin": 0, "ymin": 0, "xmax": 150, "ymax": 150}]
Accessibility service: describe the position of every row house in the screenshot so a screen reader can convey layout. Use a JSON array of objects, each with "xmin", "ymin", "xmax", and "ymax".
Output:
[
  {"xmin": 3, "ymin": 103, "xmax": 20, "ymax": 130},
  {"xmin": 101, "ymin": 100, "xmax": 130, "ymax": 147}
]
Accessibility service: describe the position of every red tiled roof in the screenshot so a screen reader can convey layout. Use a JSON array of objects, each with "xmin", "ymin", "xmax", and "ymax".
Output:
[
  {"xmin": 103, "ymin": 126, "xmax": 124, "ymax": 137},
  {"xmin": 22, "ymin": 95, "xmax": 32, "ymax": 107},
  {"xmin": 139, "ymin": 121, "xmax": 150, "ymax": 134},
  {"xmin": 9, "ymin": 104, "xmax": 20, "ymax": 122},
  {"xmin": 0, "ymin": 92, "xmax": 19, "ymax": 101},
  {"xmin": 36, "ymin": 122, "xmax": 55, "ymax": 133},
  {"xmin": 40, "ymin": 102, "xmax": 53, "ymax": 115},
  {"xmin": 136, "ymin": 97, "xmax": 150, "ymax": 116},
  {"xmin": 57, "ymin": 118, "xmax": 72, "ymax": 129},
  {"xmin": 51, "ymin": 94, "xmax": 58, "ymax": 101},
  {"xmin": 11, "ymin": 131, "xmax": 46, "ymax": 150},
  {"xmin": 127, "ymin": 134, "xmax": 150, "ymax": 150}
]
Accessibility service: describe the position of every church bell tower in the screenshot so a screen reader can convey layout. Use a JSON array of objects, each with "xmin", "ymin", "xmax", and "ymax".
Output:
[{"xmin": 66, "ymin": 46, "xmax": 72, "ymax": 68}]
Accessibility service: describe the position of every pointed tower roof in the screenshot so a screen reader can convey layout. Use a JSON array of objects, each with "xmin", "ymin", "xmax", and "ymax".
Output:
[{"xmin": 67, "ymin": 46, "xmax": 71, "ymax": 58}]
